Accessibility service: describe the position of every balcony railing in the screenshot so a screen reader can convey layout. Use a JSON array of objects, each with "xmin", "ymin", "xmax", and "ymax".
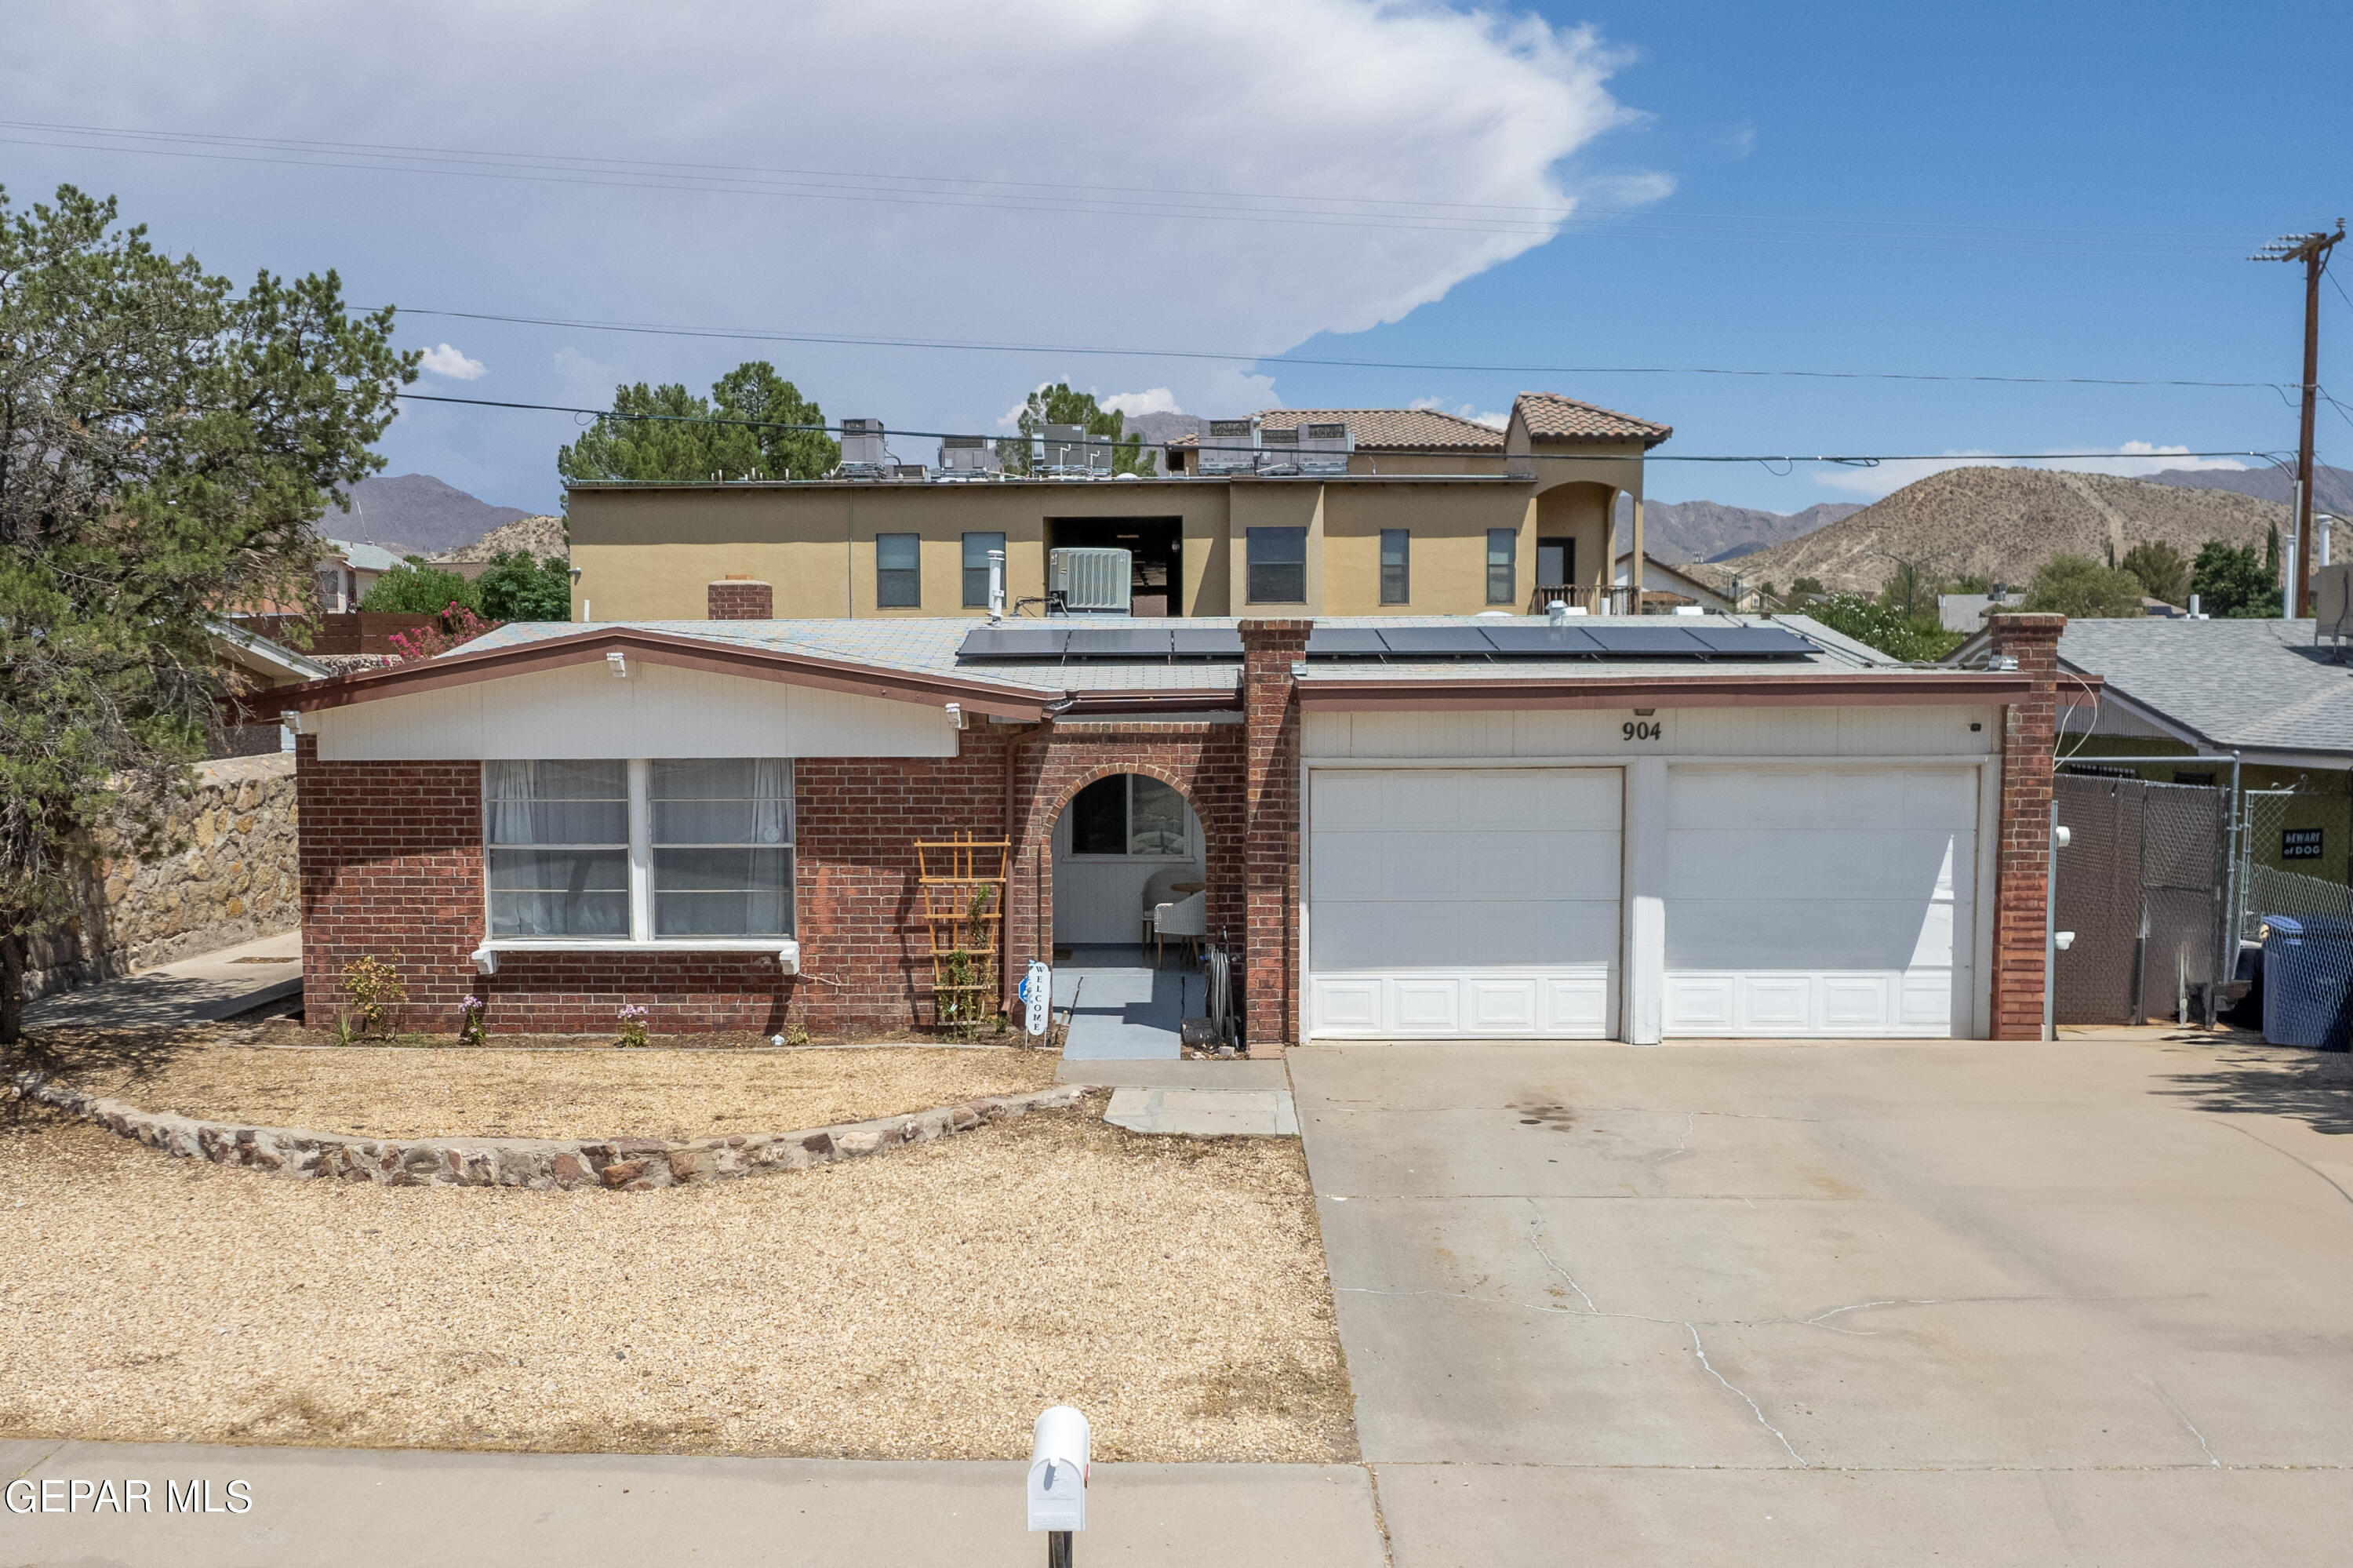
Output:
[{"xmin": 1528, "ymin": 584, "xmax": 1639, "ymax": 616}]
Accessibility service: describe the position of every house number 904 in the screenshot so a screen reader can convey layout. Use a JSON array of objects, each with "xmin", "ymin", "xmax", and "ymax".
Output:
[{"xmin": 1622, "ymin": 720, "xmax": 1663, "ymax": 741}]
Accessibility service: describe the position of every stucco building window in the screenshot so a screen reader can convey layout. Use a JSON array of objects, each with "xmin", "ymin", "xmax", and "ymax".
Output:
[
  {"xmin": 1380, "ymin": 529, "xmax": 1410, "ymax": 605},
  {"xmin": 876, "ymin": 533, "xmax": 921, "ymax": 608},
  {"xmin": 1247, "ymin": 526, "xmax": 1307, "ymax": 603},
  {"xmin": 1486, "ymin": 529, "xmax": 1518, "ymax": 605}
]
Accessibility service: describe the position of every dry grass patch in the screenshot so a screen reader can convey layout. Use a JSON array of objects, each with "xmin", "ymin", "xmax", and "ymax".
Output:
[
  {"xmin": 38, "ymin": 1030, "xmax": 1060, "ymax": 1141},
  {"xmin": 0, "ymin": 1104, "xmax": 1352, "ymax": 1463}
]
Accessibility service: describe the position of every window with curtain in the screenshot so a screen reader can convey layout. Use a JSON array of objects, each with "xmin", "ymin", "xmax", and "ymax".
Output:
[
  {"xmin": 1380, "ymin": 529, "xmax": 1410, "ymax": 605},
  {"xmin": 962, "ymin": 532, "xmax": 1006, "ymax": 607},
  {"xmin": 484, "ymin": 761, "xmax": 630, "ymax": 936},
  {"xmin": 652, "ymin": 759, "xmax": 794, "ymax": 937},
  {"xmin": 877, "ymin": 533, "xmax": 921, "ymax": 608},
  {"xmin": 1486, "ymin": 529, "xmax": 1518, "ymax": 605},
  {"xmin": 1067, "ymin": 774, "xmax": 1189, "ymax": 858},
  {"xmin": 1247, "ymin": 526, "xmax": 1307, "ymax": 603}
]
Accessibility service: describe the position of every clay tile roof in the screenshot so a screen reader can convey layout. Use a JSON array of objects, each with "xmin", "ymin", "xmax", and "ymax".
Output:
[
  {"xmin": 1165, "ymin": 407, "xmax": 1504, "ymax": 451},
  {"xmin": 1512, "ymin": 391, "xmax": 1673, "ymax": 446}
]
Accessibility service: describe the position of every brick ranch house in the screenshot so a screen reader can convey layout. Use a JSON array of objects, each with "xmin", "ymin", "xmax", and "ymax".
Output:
[{"xmin": 271, "ymin": 594, "xmax": 2077, "ymax": 1050}]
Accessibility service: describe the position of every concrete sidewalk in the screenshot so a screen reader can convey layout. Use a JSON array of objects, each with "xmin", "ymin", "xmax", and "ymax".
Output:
[
  {"xmin": 23, "ymin": 930, "xmax": 300, "ymax": 1030},
  {"xmin": 0, "ymin": 1441, "xmax": 1385, "ymax": 1568}
]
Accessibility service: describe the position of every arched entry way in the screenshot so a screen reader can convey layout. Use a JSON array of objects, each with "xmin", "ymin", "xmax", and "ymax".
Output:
[{"xmin": 1051, "ymin": 772, "xmax": 1206, "ymax": 947}]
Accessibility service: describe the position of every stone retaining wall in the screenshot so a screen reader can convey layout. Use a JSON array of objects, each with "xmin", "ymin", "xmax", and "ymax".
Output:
[
  {"xmin": 21, "ymin": 753, "xmax": 299, "ymax": 1002},
  {"xmin": 13, "ymin": 1071, "xmax": 1095, "ymax": 1191}
]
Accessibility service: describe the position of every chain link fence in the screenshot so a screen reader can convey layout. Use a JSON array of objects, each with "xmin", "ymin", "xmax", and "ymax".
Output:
[
  {"xmin": 2238, "ymin": 788, "xmax": 2353, "ymax": 940},
  {"xmin": 2053, "ymin": 771, "xmax": 2231, "ymax": 1025}
]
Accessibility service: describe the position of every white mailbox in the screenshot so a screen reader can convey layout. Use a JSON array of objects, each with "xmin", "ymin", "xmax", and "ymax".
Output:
[{"xmin": 1027, "ymin": 1405, "xmax": 1089, "ymax": 1532}]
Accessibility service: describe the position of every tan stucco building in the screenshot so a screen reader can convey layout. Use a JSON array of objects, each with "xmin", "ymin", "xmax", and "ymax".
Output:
[{"xmin": 567, "ymin": 392, "xmax": 1670, "ymax": 621}]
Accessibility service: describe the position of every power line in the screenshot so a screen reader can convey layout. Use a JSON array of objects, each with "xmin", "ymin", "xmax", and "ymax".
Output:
[
  {"xmin": 2, "ymin": 118, "xmax": 2271, "ymax": 255},
  {"xmin": 394, "ymin": 388, "xmax": 2278, "ymax": 470},
  {"xmin": 384, "ymin": 305, "xmax": 2286, "ymax": 390}
]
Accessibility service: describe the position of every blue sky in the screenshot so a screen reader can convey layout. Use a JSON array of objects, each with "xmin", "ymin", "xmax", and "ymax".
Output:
[{"xmin": 3, "ymin": 0, "xmax": 2347, "ymax": 516}]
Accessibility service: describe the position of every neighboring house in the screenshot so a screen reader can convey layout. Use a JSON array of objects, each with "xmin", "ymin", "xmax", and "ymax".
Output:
[
  {"xmin": 1611, "ymin": 551, "xmax": 1735, "ymax": 612},
  {"xmin": 315, "ymin": 539, "xmax": 404, "ymax": 612},
  {"xmin": 566, "ymin": 392, "xmax": 1674, "ymax": 623},
  {"xmin": 207, "ymin": 617, "xmax": 330, "ymax": 756},
  {"xmin": 276, "ymin": 597, "xmax": 2071, "ymax": 1046},
  {"xmin": 1952, "ymin": 615, "xmax": 2353, "ymax": 886}
]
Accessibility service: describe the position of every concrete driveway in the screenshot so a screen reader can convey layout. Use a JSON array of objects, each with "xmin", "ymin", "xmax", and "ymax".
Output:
[{"xmin": 1289, "ymin": 1036, "xmax": 2353, "ymax": 1566}]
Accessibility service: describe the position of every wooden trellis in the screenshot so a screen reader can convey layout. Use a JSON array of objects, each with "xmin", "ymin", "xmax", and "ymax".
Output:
[{"xmin": 914, "ymin": 833, "xmax": 1010, "ymax": 1029}]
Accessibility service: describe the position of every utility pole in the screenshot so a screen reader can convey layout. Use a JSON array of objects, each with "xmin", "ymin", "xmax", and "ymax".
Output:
[{"xmin": 2251, "ymin": 221, "xmax": 2344, "ymax": 617}]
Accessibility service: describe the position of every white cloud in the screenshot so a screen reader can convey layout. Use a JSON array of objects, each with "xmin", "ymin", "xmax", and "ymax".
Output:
[
  {"xmin": 0, "ymin": 0, "xmax": 1657, "ymax": 452},
  {"xmin": 1726, "ymin": 126, "xmax": 1757, "ymax": 158},
  {"xmin": 1463, "ymin": 405, "xmax": 1511, "ymax": 429},
  {"xmin": 1101, "ymin": 387, "xmax": 1181, "ymax": 417},
  {"xmin": 417, "ymin": 342, "xmax": 487, "ymax": 380},
  {"xmin": 1814, "ymin": 442, "xmax": 2249, "ymax": 500},
  {"xmin": 1409, "ymin": 396, "xmax": 1447, "ymax": 411}
]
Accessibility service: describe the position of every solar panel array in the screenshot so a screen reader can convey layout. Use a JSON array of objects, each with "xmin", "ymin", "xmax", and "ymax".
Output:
[
  {"xmin": 1301, "ymin": 624, "xmax": 1815, "ymax": 661},
  {"xmin": 955, "ymin": 622, "xmax": 1816, "ymax": 663}
]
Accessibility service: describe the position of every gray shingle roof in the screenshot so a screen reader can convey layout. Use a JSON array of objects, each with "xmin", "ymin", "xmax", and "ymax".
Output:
[{"xmin": 2057, "ymin": 617, "xmax": 2353, "ymax": 756}]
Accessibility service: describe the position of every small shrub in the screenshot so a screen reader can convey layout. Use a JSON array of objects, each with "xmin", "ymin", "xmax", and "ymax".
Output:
[
  {"xmin": 340, "ymin": 955, "xmax": 406, "ymax": 1037},
  {"xmin": 616, "ymin": 1004, "xmax": 650, "ymax": 1048},
  {"xmin": 2021, "ymin": 554, "xmax": 2145, "ymax": 620},
  {"xmin": 362, "ymin": 562, "xmax": 481, "ymax": 615},
  {"xmin": 458, "ymin": 995, "xmax": 488, "ymax": 1047}
]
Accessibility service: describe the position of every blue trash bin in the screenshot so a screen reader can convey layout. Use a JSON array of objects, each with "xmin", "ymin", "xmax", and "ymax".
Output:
[{"xmin": 2259, "ymin": 915, "xmax": 2353, "ymax": 1050}]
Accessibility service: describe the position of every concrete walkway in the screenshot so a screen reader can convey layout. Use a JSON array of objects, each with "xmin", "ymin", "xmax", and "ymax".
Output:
[
  {"xmin": 1105, "ymin": 1086, "xmax": 1299, "ymax": 1136},
  {"xmin": 23, "ymin": 930, "xmax": 300, "ymax": 1030},
  {"xmin": 1053, "ymin": 944, "xmax": 1191, "ymax": 1060},
  {"xmin": 1290, "ymin": 1036, "xmax": 2353, "ymax": 1567},
  {"xmin": 0, "ymin": 1442, "xmax": 1384, "ymax": 1567}
]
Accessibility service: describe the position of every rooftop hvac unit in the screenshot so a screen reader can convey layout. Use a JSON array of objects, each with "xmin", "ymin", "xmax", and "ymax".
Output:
[
  {"xmin": 889, "ymin": 464, "xmax": 929, "ymax": 481},
  {"xmin": 937, "ymin": 434, "xmax": 1001, "ymax": 475},
  {"xmin": 1038, "ymin": 423, "xmax": 1110, "ymax": 475},
  {"xmin": 838, "ymin": 417, "xmax": 888, "ymax": 478},
  {"xmin": 1257, "ymin": 424, "xmax": 1300, "ymax": 475},
  {"xmin": 1198, "ymin": 417, "xmax": 1258, "ymax": 475},
  {"xmin": 1048, "ymin": 547, "xmax": 1132, "ymax": 613},
  {"xmin": 1297, "ymin": 421, "xmax": 1353, "ymax": 475}
]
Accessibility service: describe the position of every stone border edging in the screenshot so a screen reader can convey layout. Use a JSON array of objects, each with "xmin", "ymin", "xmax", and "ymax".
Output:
[{"xmin": 10, "ymin": 1071, "xmax": 1100, "ymax": 1191}]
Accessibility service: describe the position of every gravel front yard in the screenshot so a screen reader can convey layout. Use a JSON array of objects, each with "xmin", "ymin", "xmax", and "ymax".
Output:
[
  {"xmin": 0, "ymin": 1097, "xmax": 1352, "ymax": 1463},
  {"xmin": 43, "ymin": 1035, "xmax": 1062, "ymax": 1141}
]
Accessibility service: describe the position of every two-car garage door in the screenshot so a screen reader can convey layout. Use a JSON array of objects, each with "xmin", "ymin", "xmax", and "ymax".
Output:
[{"xmin": 1307, "ymin": 765, "xmax": 1977, "ymax": 1040}]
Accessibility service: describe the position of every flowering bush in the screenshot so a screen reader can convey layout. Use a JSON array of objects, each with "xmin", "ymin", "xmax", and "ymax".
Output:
[
  {"xmin": 458, "ymin": 995, "xmax": 488, "ymax": 1047},
  {"xmin": 616, "ymin": 1004, "xmax": 651, "ymax": 1049},
  {"xmin": 387, "ymin": 602, "xmax": 498, "ymax": 663}
]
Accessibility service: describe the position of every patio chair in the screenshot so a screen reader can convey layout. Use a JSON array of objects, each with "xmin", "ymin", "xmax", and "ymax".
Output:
[{"xmin": 1152, "ymin": 890, "xmax": 1207, "ymax": 968}]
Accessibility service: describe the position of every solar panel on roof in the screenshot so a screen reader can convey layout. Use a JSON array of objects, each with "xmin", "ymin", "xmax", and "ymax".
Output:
[
  {"xmin": 1687, "ymin": 625, "xmax": 1814, "ymax": 658},
  {"xmin": 1478, "ymin": 625, "xmax": 1606, "ymax": 657},
  {"xmin": 1377, "ymin": 626, "xmax": 1497, "ymax": 657},
  {"xmin": 1063, "ymin": 627, "xmax": 1173, "ymax": 660},
  {"xmin": 1582, "ymin": 626, "xmax": 1710, "ymax": 657},
  {"xmin": 1304, "ymin": 628, "xmax": 1390, "ymax": 657},
  {"xmin": 1169, "ymin": 628, "xmax": 1245, "ymax": 659},
  {"xmin": 956, "ymin": 626, "xmax": 1068, "ymax": 660}
]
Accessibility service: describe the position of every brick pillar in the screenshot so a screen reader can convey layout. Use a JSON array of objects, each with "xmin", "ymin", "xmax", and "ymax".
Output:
[
  {"xmin": 1241, "ymin": 618, "xmax": 1311, "ymax": 1055},
  {"xmin": 1988, "ymin": 613, "xmax": 2064, "ymax": 1040},
  {"xmin": 707, "ymin": 577, "xmax": 773, "ymax": 619}
]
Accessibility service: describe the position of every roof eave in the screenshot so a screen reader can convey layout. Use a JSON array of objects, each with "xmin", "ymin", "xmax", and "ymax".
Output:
[{"xmin": 271, "ymin": 626, "xmax": 1057, "ymax": 722}]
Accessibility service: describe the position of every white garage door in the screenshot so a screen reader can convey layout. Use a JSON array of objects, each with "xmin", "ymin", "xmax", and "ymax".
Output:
[
  {"xmin": 1663, "ymin": 766, "xmax": 1977, "ymax": 1038},
  {"xmin": 1308, "ymin": 768, "xmax": 1620, "ymax": 1038}
]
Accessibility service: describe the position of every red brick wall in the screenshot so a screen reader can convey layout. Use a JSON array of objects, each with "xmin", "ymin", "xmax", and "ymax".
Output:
[
  {"xmin": 1002, "ymin": 721, "xmax": 1251, "ymax": 1004},
  {"xmin": 1241, "ymin": 619, "xmax": 1311, "ymax": 1053},
  {"xmin": 298, "ymin": 717, "xmax": 1264, "ymax": 1038},
  {"xmin": 707, "ymin": 579, "xmax": 773, "ymax": 619},
  {"xmin": 1988, "ymin": 613, "xmax": 2064, "ymax": 1040}
]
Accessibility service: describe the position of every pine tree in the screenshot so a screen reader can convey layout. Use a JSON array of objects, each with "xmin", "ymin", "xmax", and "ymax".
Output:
[{"xmin": 1, "ymin": 186, "xmax": 414, "ymax": 1046}]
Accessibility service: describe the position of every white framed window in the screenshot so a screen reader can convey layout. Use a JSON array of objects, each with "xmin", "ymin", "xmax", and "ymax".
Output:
[
  {"xmin": 1065, "ymin": 774, "xmax": 1194, "ymax": 860},
  {"xmin": 484, "ymin": 759, "xmax": 794, "ymax": 941}
]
